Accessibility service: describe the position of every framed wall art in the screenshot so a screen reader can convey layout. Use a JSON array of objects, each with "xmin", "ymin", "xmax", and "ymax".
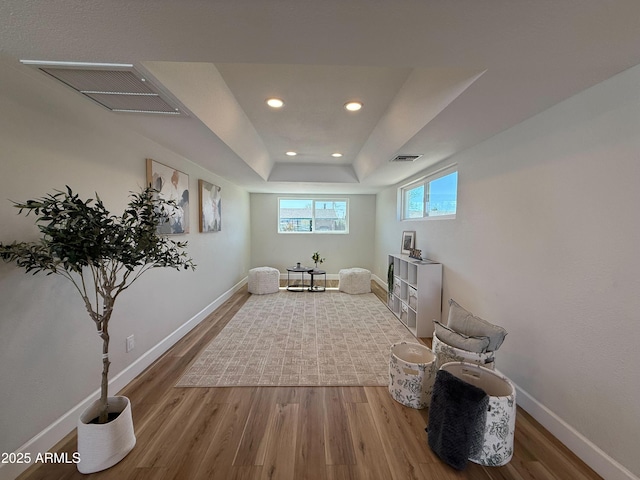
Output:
[
  {"xmin": 401, "ymin": 231, "xmax": 415, "ymax": 254},
  {"xmin": 198, "ymin": 179, "xmax": 221, "ymax": 232},
  {"xmin": 146, "ymin": 158, "xmax": 189, "ymax": 234}
]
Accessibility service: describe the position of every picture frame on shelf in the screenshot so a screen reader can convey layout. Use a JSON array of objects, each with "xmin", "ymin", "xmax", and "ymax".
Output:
[{"xmin": 401, "ymin": 231, "xmax": 415, "ymax": 254}]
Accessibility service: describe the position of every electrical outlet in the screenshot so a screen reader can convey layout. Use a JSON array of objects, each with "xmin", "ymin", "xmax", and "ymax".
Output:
[{"xmin": 126, "ymin": 335, "xmax": 135, "ymax": 352}]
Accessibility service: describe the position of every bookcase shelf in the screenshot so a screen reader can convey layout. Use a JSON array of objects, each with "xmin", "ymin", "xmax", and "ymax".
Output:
[{"xmin": 387, "ymin": 254, "xmax": 442, "ymax": 338}]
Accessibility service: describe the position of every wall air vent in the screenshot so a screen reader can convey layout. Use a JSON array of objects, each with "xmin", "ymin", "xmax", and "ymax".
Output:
[
  {"xmin": 20, "ymin": 60, "xmax": 186, "ymax": 116},
  {"xmin": 390, "ymin": 154, "xmax": 423, "ymax": 162}
]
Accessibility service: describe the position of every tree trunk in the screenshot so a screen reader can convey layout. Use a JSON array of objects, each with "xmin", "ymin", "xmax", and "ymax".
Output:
[{"xmin": 98, "ymin": 305, "xmax": 112, "ymax": 424}]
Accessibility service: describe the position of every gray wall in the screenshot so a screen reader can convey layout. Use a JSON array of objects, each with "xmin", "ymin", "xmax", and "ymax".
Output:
[
  {"xmin": 0, "ymin": 61, "xmax": 251, "ymax": 459},
  {"xmin": 375, "ymin": 64, "xmax": 640, "ymax": 479},
  {"xmin": 250, "ymin": 193, "xmax": 376, "ymax": 275}
]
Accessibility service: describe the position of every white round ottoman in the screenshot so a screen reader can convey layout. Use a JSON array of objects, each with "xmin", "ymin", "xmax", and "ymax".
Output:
[
  {"xmin": 338, "ymin": 267, "xmax": 371, "ymax": 294},
  {"xmin": 248, "ymin": 267, "xmax": 280, "ymax": 294}
]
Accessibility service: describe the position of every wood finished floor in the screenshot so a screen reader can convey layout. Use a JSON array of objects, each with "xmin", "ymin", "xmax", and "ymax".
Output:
[{"xmin": 19, "ymin": 282, "xmax": 602, "ymax": 480}]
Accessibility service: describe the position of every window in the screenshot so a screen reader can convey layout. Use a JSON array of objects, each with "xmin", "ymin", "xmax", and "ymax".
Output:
[
  {"xmin": 401, "ymin": 167, "xmax": 458, "ymax": 220},
  {"xmin": 278, "ymin": 198, "xmax": 349, "ymax": 233}
]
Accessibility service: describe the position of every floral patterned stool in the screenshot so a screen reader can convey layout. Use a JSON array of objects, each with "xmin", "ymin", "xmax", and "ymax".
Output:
[
  {"xmin": 439, "ymin": 362, "xmax": 516, "ymax": 467},
  {"xmin": 389, "ymin": 342, "xmax": 436, "ymax": 409}
]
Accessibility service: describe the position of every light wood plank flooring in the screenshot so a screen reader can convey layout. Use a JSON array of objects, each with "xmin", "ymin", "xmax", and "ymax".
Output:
[{"xmin": 19, "ymin": 282, "xmax": 602, "ymax": 480}]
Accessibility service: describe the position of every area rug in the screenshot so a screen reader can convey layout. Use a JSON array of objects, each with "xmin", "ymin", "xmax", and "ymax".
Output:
[{"xmin": 176, "ymin": 290, "xmax": 417, "ymax": 387}]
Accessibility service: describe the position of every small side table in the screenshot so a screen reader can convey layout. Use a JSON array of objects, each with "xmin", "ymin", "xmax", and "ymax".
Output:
[
  {"xmin": 286, "ymin": 265, "xmax": 311, "ymax": 292},
  {"xmin": 308, "ymin": 269, "xmax": 326, "ymax": 292}
]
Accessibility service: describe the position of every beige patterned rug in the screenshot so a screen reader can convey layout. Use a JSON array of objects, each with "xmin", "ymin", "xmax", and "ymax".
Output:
[{"xmin": 176, "ymin": 290, "xmax": 416, "ymax": 387}]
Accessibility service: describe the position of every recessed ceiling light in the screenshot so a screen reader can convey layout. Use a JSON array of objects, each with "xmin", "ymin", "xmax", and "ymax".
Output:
[
  {"xmin": 266, "ymin": 98, "xmax": 284, "ymax": 108},
  {"xmin": 286, "ymin": 151, "xmax": 297, "ymax": 156},
  {"xmin": 331, "ymin": 153, "xmax": 343, "ymax": 158},
  {"xmin": 344, "ymin": 101, "xmax": 363, "ymax": 112}
]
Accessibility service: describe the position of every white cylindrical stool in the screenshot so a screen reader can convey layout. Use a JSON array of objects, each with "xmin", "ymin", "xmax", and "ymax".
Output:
[
  {"xmin": 440, "ymin": 362, "xmax": 516, "ymax": 467},
  {"xmin": 389, "ymin": 342, "xmax": 436, "ymax": 409},
  {"xmin": 338, "ymin": 268, "xmax": 371, "ymax": 294},
  {"xmin": 248, "ymin": 267, "xmax": 280, "ymax": 294},
  {"xmin": 432, "ymin": 332, "xmax": 496, "ymax": 370}
]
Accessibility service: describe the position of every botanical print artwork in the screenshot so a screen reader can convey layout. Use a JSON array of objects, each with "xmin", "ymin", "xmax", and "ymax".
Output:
[
  {"xmin": 199, "ymin": 180, "xmax": 221, "ymax": 232},
  {"xmin": 176, "ymin": 291, "xmax": 416, "ymax": 387},
  {"xmin": 146, "ymin": 158, "xmax": 189, "ymax": 234}
]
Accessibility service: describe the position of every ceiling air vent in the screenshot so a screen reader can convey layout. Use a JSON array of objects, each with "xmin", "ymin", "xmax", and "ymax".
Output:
[
  {"xmin": 20, "ymin": 60, "xmax": 186, "ymax": 116},
  {"xmin": 390, "ymin": 154, "xmax": 423, "ymax": 163}
]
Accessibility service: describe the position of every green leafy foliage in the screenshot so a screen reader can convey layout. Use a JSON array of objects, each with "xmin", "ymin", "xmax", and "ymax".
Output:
[
  {"xmin": 0, "ymin": 185, "xmax": 196, "ymax": 423},
  {"xmin": 311, "ymin": 251, "xmax": 325, "ymax": 265},
  {"xmin": 1, "ymin": 186, "xmax": 195, "ymax": 275}
]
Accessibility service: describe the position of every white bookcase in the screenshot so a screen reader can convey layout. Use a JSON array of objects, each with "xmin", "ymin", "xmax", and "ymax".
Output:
[{"xmin": 387, "ymin": 254, "xmax": 442, "ymax": 338}]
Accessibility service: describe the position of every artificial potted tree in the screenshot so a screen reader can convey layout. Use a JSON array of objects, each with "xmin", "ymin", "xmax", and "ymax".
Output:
[{"xmin": 0, "ymin": 186, "xmax": 195, "ymax": 473}]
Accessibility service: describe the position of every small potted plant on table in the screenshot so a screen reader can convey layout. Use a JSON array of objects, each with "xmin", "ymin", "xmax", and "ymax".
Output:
[
  {"xmin": 309, "ymin": 252, "xmax": 326, "ymax": 291},
  {"xmin": 311, "ymin": 251, "xmax": 325, "ymax": 270}
]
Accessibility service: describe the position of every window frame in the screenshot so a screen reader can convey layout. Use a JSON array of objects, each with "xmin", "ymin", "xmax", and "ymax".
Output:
[
  {"xmin": 400, "ymin": 165, "xmax": 458, "ymax": 221},
  {"xmin": 277, "ymin": 197, "xmax": 350, "ymax": 234}
]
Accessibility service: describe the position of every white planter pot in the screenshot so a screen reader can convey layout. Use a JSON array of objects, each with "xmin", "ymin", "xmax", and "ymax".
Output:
[{"xmin": 77, "ymin": 396, "xmax": 136, "ymax": 474}]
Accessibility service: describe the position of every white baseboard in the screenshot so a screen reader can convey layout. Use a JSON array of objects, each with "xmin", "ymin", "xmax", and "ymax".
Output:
[
  {"xmin": 513, "ymin": 384, "xmax": 639, "ymax": 480},
  {"xmin": 372, "ymin": 273, "xmax": 386, "ymax": 289},
  {"xmin": 372, "ymin": 272, "xmax": 638, "ymax": 479},
  {"xmin": 0, "ymin": 277, "xmax": 247, "ymax": 480},
  {"xmin": 278, "ymin": 272, "xmax": 341, "ymax": 281},
  {"xmin": 277, "ymin": 272, "xmax": 383, "ymax": 283},
  {"xmin": 281, "ymin": 273, "xmax": 383, "ymax": 285},
  {"xmin": 5, "ymin": 275, "xmax": 635, "ymax": 480}
]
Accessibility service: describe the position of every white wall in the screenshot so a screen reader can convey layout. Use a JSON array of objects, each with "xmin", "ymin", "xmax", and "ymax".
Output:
[
  {"xmin": 3, "ymin": 52, "xmax": 639, "ymax": 480},
  {"xmin": 250, "ymin": 193, "xmax": 376, "ymax": 275},
  {"xmin": 0, "ymin": 60, "xmax": 251, "ymax": 465},
  {"xmin": 375, "ymin": 64, "xmax": 640, "ymax": 479}
]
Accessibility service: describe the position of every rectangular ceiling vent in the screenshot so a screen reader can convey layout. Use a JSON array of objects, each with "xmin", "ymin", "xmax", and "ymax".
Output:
[
  {"xmin": 20, "ymin": 60, "xmax": 186, "ymax": 116},
  {"xmin": 390, "ymin": 154, "xmax": 423, "ymax": 163}
]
